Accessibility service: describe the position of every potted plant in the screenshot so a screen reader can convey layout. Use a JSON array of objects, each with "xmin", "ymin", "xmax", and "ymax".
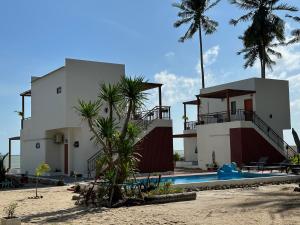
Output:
[{"xmin": 1, "ymin": 203, "xmax": 21, "ymax": 225}]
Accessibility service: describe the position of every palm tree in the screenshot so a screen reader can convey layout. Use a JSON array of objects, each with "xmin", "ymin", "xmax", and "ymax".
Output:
[
  {"xmin": 286, "ymin": 15, "xmax": 300, "ymax": 44},
  {"xmin": 173, "ymin": 0, "xmax": 220, "ymax": 88},
  {"xmin": 229, "ymin": 0, "xmax": 298, "ymax": 78}
]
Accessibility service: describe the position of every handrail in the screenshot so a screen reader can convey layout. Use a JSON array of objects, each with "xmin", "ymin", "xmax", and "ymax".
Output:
[
  {"xmin": 252, "ymin": 112, "xmax": 296, "ymax": 158},
  {"xmin": 87, "ymin": 150, "xmax": 102, "ymax": 177},
  {"xmin": 191, "ymin": 109, "xmax": 296, "ymax": 158},
  {"xmin": 87, "ymin": 106, "xmax": 171, "ymax": 177}
]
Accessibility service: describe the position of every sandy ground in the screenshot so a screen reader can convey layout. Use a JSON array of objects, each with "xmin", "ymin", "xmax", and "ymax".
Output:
[{"xmin": 0, "ymin": 184, "xmax": 299, "ymax": 225}]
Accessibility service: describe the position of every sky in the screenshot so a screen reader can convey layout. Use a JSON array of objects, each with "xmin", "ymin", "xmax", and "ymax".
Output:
[{"xmin": 0, "ymin": 0, "xmax": 300, "ymax": 154}]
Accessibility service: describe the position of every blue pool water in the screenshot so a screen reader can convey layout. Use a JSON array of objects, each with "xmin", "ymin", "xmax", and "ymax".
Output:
[{"xmin": 146, "ymin": 173, "xmax": 279, "ymax": 185}]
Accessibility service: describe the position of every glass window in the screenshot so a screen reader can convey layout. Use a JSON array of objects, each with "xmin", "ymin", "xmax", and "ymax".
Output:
[
  {"xmin": 231, "ymin": 101, "xmax": 236, "ymax": 115},
  {"xmin": 57, "ymin": 87, "xmax": 62, "ymax": 94}
]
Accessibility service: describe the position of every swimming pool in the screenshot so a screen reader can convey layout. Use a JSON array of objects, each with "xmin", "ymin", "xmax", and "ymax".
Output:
[{"xmin": 145, "ymin": 173, "xmax": 281, "ymax": 185}]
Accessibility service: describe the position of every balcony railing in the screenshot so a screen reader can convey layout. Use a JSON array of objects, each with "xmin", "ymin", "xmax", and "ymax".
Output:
[{"xmin": 183, "ymin": 109, "xmax": 297, "ymax": 158}]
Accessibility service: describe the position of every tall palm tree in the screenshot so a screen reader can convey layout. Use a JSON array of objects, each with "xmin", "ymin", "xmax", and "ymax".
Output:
[
  {"xmin": 173, "ymin": 0, "xmax": 220, "ymax": 88},
  {"xmin": 230, "ymin": 0, "xmax": 298, "ymax": 78},
  {"xmin": 286, "ymin": 15, "xmax": 300, "ymax": 44}
]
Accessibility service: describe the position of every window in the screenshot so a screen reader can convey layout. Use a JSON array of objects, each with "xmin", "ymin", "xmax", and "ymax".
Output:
[
  {"xmin": 231, "ymin": 101, "xmax": 236, "ymax": 115},
  {"xmin": 56, "ymin": 87, "xmax": 62, "ymax": 94}
]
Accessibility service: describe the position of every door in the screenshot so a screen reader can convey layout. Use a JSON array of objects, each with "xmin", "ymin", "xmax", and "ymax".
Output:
[
  {"xmin": 244, "ymin": 99, "xmax": 253, "ymax": 121},
  {"xmin": 64, "ymin": 144, "xmax": 68, "ymax": 174}
]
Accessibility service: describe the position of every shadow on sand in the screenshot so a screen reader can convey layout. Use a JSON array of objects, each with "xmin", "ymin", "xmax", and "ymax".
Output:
[
  {"xmin": 233, "ymin": 188, "xmax": 300, "ymax": 214},
  {"xmin": 21, "ymin": 206, "xmax": 106, "ymax": 223}
]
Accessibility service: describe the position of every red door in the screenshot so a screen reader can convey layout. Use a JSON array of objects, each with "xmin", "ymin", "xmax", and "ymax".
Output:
[
  {"xmin": 244, "ymin": 99, "xmax": 253, "ymax": 121},
  {"xmin": 64, "ymin": 144, "xmax": 68, "ymax": 174}
]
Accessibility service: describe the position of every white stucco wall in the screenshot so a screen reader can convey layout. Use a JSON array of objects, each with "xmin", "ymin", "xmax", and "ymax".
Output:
[
  {"xmin": 65, "ymin": 59, "xmax": 124, "ymax": 128},
  {"xmin": 21, "ymin": 59, "xmax": 126, "ymax": 175},
  {"xmin": 183, "ymin": 130, "xmax": 197, "ymax": 162},
  {"xmin": 196, "ymin": 121, "xmax": 253, "ymax": 169}
]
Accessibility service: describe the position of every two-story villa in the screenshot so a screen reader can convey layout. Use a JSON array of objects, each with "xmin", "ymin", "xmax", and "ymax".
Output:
[
  {"xmin": 9, "ymin": 59, "xmax": 174, "ymax": 177},
  {"xmin": 176, "ymin": 78, "xmax": 296, "ymax": 169}
]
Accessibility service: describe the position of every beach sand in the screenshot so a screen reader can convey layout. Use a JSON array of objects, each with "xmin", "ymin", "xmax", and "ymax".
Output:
[{"xmin": 0, "ymin": 184, "xmax": 299, "ymax": 225}]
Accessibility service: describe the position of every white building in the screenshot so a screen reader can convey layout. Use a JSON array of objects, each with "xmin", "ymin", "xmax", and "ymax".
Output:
[
  {"xmin": 178, "ymin": 78, "xmax": 296, "ymax": 169},
  {"xmin": 13, "ymin": 59, "xmax": 174, "ymax": 176}
]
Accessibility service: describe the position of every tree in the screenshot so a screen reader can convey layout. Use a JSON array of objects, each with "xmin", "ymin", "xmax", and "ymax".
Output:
[
  {"xmin": 34, "ymin": 163, "xmax": 50, "ymax": 198},
  {"xmin": 75, "ymin": 76, "xmax": 147, "ymax": 206},
  {"xmin": 286, "ymin": 15, "xmax": 300, "ymax": 44},
  {"xmin": 0, "ymin": 153, "xmax": 8, "ymax": 182},
  {"xmin": 173, "ymin": 0, "xmax": 220, "ymax": 88},
  {"xmin": 229, "ymin": 0, "xmax": 298, "ymax": 78}
]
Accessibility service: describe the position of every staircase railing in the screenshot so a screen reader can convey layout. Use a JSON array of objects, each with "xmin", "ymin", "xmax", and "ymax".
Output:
[
  {"xmin": 251, "ymin": 111, "xmax": 297, "ymax": 159},
  {"xmin": 87, "ymin": 150, "xmax": 101, "ymax": 178},
  {"xmin": 197, "ymin": 109, "xmax": 297, "ymax": 158},
  {"xmin": 132, "ymin": 106, "xmax": 171, "ymax": 129},
  {"xmin": 87, "ymin": 105, "xmax": 171, "ymax": 177}
]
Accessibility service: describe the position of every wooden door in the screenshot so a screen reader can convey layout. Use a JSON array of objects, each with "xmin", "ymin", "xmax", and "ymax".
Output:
[
  {"xmin": 64, "ymin": 144, "xmax": 68, "ymax": 174},
  {"xmin": 244, "ymin": 99, "xmax": 253, "ymax": 121}
]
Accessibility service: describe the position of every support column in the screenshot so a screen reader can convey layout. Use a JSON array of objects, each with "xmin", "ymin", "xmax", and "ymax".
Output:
[
  {"xmin": 21, "ymin": 96, "xmax": 25, "ymax": 129},
  {"xmin": 184, "ymin": 104, "xmax": 187, "ymax": 130},
  {"xmin": 8, "ymin": 139, "xmax": 11, "ymax": 169},
  {"xmin": 226, "ymin": 91, "xmax": 231, "ymax": 122},
  {"xmin": 197, "ymin": 96, "xmax": 200, "ymax": 124},
  {"xmin": 158, "ymin": 86, "xmax": 162, "ymax": 119}
]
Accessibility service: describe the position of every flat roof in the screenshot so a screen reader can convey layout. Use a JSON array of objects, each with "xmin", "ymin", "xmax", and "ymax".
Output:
[
  {"xmin": 20, "ymin": 90, "xmax": 31, "ymax": 97},
  {"xmin": 198, "ymin": 89, "xmax": 256, "ymax": 99},
  {"xmin": 183, "ymin": 99, "xmax": 199, "ymax": 105},
  {"xmin": 142, "ymin": 82, "xmax": 163, "ymax": 91}
]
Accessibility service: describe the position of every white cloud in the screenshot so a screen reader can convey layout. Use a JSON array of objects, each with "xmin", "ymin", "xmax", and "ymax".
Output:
[
  {"xmin": 165, "ymin": 51, "xmax": 175, "ymax": 58},
  {"xmin": 203, "ymin": 45, "xmax": 220, "ymax": 66},
  {"xmin": 153, "ymin": 70, "xmax": 200, "ymax": 106},
  {"xmin": 291, "ymin": 99, "xmax": 300, "ymax": 112}
]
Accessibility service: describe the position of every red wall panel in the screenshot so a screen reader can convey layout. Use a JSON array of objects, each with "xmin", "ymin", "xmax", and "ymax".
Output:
[
  {"xmin": 230, "ymin": 128, "xmax": 285, "ymax": 166},
  {"xmin": 135, "ymin": 127, "xmax": 174, "ymax": 173}
]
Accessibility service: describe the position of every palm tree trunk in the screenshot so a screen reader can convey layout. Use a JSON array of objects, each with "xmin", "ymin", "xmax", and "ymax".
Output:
[
  {"xmin": 198, "ymin": 23, "xmax": 205, "ymax": 89},
  {"xmin": 35, "ymin": 177, "xmax": 38, "ymax": 197}
]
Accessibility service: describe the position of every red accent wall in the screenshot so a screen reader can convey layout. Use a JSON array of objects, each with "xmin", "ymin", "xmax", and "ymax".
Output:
[
  {"xmin": 230, "ymin": 128, "xmax": 285, "ymax": 166},
  {"xmin": 135, "ymin": 127, "xmax": 174, "ymax": 173}
]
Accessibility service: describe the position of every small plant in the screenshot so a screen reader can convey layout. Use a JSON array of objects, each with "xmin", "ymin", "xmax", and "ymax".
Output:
[
  {"xmin": 3, "ymin": 203, "xmax": 17, "ymax": 219},
  {"xmin": 173, "ymin": 152, "xmax": 180, "ymax": 162},
  {"xmin": 32, "ymin": 163, "xmax": 50, "ymax": 199},
  {"xmin": 291, "ymin": 154, "xmax": 300, "ymax": 165},
  {"xmin": 147, "ymin": 182, "xmax": 183, "ymax": 196}
]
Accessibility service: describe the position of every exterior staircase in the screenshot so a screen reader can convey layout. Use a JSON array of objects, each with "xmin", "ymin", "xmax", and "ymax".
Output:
[
  {"xmin": 86, "ymin": 106, "xmax": 171, "ymax": 177},
  {"xmin": 250, "ymin": 111, "xmax": 297, "ymax": 159}
]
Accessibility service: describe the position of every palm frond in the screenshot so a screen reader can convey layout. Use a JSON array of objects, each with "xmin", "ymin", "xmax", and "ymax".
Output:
[{"xmin": 230, "ymin": 12, "xmax": 254, "ymax": 26}]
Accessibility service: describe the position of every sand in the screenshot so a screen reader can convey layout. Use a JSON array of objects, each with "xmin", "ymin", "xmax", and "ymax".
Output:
[{"xmin": 0, "ymin": 184, "xmax": 299, "ymax": 225}]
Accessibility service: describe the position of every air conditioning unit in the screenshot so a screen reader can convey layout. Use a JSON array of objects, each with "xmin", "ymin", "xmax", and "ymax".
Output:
[{"xmin": 54, "ymin": 134, "xmax": 64, "ymax": 144}]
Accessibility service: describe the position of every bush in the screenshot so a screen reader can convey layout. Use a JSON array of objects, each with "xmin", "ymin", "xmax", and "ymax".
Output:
[
  {"xmin": 173, "ymin": 152, "xmax": 180, "ymax": 162},
  {"xmin": 147, "ymin": 182, "xmax": 183, "ymax": 196}
]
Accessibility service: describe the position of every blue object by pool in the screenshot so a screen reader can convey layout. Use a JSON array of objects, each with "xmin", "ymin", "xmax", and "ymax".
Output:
[{"xmin": 217, "ymin": 163, "xmax": 241, "ymax": 179}]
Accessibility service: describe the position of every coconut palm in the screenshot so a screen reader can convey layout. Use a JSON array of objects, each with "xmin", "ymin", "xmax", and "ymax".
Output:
[
  {"xmin": 173, "ymin": 0, "xmax": 220, "ymax": 88},
  {"xmin": 230, "ymin": 0, "xmax": 298, "ymax": 78},
  {"xmin": 286, "ymin": 15, "xmax": 300, "ymax": 44}
]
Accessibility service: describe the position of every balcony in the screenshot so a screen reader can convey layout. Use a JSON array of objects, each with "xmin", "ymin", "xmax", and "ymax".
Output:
[{"xmin": 184, "ymin": 109, "xmax": 253, "ymax": 130}]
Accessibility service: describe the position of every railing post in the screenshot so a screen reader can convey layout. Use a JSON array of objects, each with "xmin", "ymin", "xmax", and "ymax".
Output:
[{"xmin": 158, "ymin": 86, "xmax": 162, "ymax": 119}]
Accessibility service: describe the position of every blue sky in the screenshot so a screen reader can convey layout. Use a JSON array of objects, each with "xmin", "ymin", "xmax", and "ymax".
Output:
[{"xmin": 0, "ymin": 0, "xmax": 300, "ymax": 154}]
